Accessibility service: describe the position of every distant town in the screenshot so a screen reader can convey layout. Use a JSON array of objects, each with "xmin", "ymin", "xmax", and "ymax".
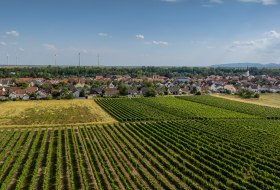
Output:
[{"xmin": 1, "ymin": 66, "xmax": 280, "ymax": 101}]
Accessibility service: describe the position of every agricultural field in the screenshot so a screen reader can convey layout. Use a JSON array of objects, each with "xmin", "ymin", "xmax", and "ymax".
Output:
[
  {"xmin": 95, "ymin": 98, "xmax": 181, "ymax": 122},
  {"xmin": 1, "ymin": 121, "xmax": 280, "ymax": 189},
  {"xmin": 177, "ymin": 95, "xmax": 280, "ymax": 119},
  {"xmin": 134, "ymin": 97, "xmax": 257, "ymax": 119},
  {"xmin": 0, "ymin": 99, "xmax": 116, "ymax": 126},
  {"xmin": 212, "ymin": 93, "xmax": 280, "ymax": 108},
  {"xmin": 0, "ymin": 96, "xmax": 280, "ymax": 189},
  {"xmin": 96, "ymin": 97, "xmax": 257, "ymax": 121}
]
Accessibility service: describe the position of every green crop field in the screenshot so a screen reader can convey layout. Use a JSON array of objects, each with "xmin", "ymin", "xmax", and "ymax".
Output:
[
  {"xmin": 177, "ymin": 95, "xmax": 280, "ymax": 119},
  {"xmin": 0, "ymin": 96, "xmax": 280, "ymax": 189}
]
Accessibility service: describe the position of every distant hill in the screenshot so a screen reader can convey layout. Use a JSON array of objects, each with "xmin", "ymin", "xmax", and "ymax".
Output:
[{"xmin": 211, "ymin": 63, "xmax": 280, "ymax": 68}]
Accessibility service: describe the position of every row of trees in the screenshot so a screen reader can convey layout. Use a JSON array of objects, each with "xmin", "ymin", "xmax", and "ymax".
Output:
[{"xmin": 1, "ymin": 66, "xmax": 280, "ymax": 78}]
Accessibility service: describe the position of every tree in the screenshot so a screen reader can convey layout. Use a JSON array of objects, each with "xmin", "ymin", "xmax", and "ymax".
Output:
[
  {"xmin": 144, "ymin": 87, "xmax": 156, "ymax": 97},
  {"xmin": 45, "ymin": 95, "xmax": 52, "ymax": 100},
  {"xmin": 118, "ymin": 84, "xmax": 128, "ymax": 96},
  {"xmin": 143, "ymin": 80, "xmax": 153, "ymax": 88},
  {"xmin": 254, "ymin": 93, "xmax": 260, "ymax": 98},
  {"xmin": 190, "ymin": 86, "xmax": 198, "ymax": 94},
  {"xmin": 65, "ymin": 93, "xmax": 74, "ymax": 99},
  {"xmin": 101, "ymin": 88, "xmax": 106, "ymax": 97},
  {"xmin": 52, "ymin": 91, "xmax": 61, "ymax": 98},
  {"xmin": 236, "ymin": 89, "xmax": 256, "ymax": 99},
  {"xmin": 29, "ymin": 92, "xmax": 39, "ymax": 100},
  {"xmin": 20, "ymin": 83, "xmax": 29, "ymax": 89},
  {"xmin": 79, "ymin": 89, "xmax": 86, "ymax": 97}
]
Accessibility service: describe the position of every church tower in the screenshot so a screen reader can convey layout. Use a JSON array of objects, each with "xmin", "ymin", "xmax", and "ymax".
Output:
[{"xmin": 245, "ymin": 66, "xmax": 250, "ymax": 77}]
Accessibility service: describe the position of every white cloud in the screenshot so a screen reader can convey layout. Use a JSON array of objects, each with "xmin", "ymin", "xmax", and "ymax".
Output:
[
  {"xmin": 0, "ymin": 41, "xmax": 7, "ymax": 46},
  {"xmin": 153, "ymin": 41, "xmax": 168, "ymax": 45},
  {"xmin": 136, "ymin": 34, "xmax": 145, "ymax": 40},
  {"xmin": 231, "ymin": 41, "xmax": 257, "ymax": 48},
  {"xmin": 202, "ymin": 0, "xmax": 223, "ymax": 7},
  {"xmin": 161, "ymin": 0, "xmax": 180, "ymax": 2},
  {"xmin": 145, "ymin": 40, "xmax": 169, "ymax": 45},
  {"xmin": 19, "ymin": 48, "xmax": 25, "ymax": 51},
  {"xmin": 98, "ymin": 32, "xmax": 109, "ymax": 37},
  {"xmin": 43, "ymin": 43, "xmax": 57, "ymax": 51},
  {"xmin": 210, "ymin": 0, "xmax": 223, "ymax": 4},
  {"xmin": 264, "ymin": 30, "xmax": 280, "ymax": 38},
  {"xmin": 82, "ymin": 49, "xmax": 89, "ymax": 54},
  {"xmin": 238, "ymin": 0, "xmax": 278, "ymax": 5},
  {"xmin": 6, "ymin": 30, "xmax": 20, "ymax": 37},
  {"xmin": 230, "ymin": 30, "xmax": 280, "ymax": 53},
  {"xmin": 225, "ymin": 31, "xmax": 280, "ymax": 64}
]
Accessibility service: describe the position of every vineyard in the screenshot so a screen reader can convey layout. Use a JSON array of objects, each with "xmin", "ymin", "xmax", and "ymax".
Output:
[
  {"xmin": 177, "ymin": 95, "xmax": 280, "ymax": 119},
  {"xmin": 0, "ymin": 96, "xmax": 280, "ymax": 189},
  {"xmin": 95, "ymin": 97, "xmax": 257, "ymax": 121}
]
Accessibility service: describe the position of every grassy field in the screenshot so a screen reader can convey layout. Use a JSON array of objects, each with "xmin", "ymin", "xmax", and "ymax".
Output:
[
  {"xmin": 212, "ymin": 93, "xmax": 280, "ymax": 108},
  {"xmin": 0, "ymin": 99, "xmax": 116, "ymax": 125}
]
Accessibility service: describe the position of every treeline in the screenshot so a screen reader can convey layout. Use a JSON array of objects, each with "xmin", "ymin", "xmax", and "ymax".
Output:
[{"xmin": 0, "ymin": 66, "xmax": 280, "ymax": 78}]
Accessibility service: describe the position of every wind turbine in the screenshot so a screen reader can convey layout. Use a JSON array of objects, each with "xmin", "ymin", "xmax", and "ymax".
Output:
[
  {"xmin": 54, "ymin": 53, "xmax": 57, "ymax": 66},
  {"xmin": 54, "ymin": 53, "xmax": 59, "ymax": 76},
  {"xmin": 6, "ymin": 53, "xmax": 9, "ymax": 66},
  {"xmin": 78, "ymin": 52, "xmax": 81, "ymax": 67},
  {"xmin": 78, "ymin": 52, "xmax": 81, "ymax": 78},
  {"xmin": 97, "ymin": 54, "xmax": 100, "ymax": 67}
]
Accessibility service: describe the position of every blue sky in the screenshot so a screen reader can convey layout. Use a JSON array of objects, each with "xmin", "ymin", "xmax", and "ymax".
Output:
[{"xmin": 1, "ymin": 0, "xmax": 280, "ymax": 66}]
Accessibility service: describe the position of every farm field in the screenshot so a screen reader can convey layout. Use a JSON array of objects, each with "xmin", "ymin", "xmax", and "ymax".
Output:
[
  {"xmin": 96, "ymin": 97, "xmax": 257, "ymax": 121},
  {"xmin": 177, "ymin": 95, "xmax": 280, "ymax": 119},
  {"xmin": 0, "ymin": 96, "xmax": 280, "ymax": 189},
  {"xmin": 211, "ymin": 93, "xmax": 280, "ymax": 108},
  {"xmin": 0, "ymin": 121, "xmax": 280, "ymax": 189},
  {"xmin": 0, "ymin": 99, "xmax": 116, "ymax": 126}
]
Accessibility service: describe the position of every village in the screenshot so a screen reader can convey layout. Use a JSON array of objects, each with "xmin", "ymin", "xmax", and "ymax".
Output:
[{"xmin": 0, "ymin": 69, "xmax": 280, "ymax": 101}]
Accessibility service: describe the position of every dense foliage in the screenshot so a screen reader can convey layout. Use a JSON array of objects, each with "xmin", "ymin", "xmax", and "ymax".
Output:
[
  {"xmin": 235, "ymin": 89, "xmax": 259, "ymax": 99},
  {"xmin": 1, "ymin": 66, "xmax": 280, "ymax": 78}
]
